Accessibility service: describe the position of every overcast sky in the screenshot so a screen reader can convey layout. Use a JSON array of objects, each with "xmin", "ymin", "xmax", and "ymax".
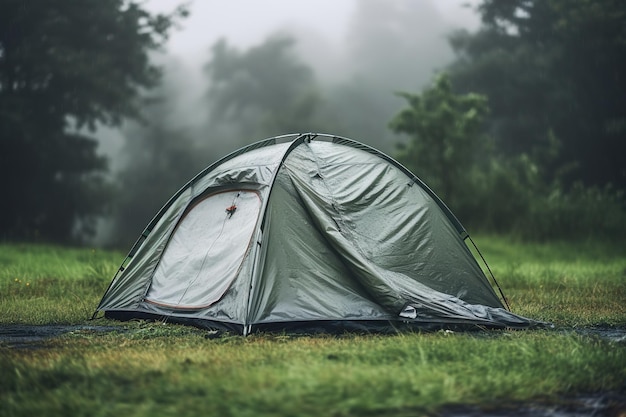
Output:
[{"xmin": 147, "ymin": 0, "xmax": 481, "ymax": 62}]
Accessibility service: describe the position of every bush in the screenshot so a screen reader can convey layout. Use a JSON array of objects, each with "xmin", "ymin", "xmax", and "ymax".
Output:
[
  {"xmin": 390, "ymin": 73, "xmax": 626, "ymax": 241},
  {"xmin": 517, "ymin": 183, "xmax": 626, "ymax": 241},
  {"xmin": 455, "ymin": 156, "xmax": 626, "ymax": 241}
]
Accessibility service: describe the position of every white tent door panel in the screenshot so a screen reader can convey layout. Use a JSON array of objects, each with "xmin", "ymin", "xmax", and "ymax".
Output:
[{"xmin": 146, "ymin": 190, "xmax": 261, "ymax": 308}]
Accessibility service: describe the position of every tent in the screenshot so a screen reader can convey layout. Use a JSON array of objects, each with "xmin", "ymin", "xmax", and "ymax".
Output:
[{"xmin": 95, "ymin": 133, "xmax": 539, "ymax": 334}]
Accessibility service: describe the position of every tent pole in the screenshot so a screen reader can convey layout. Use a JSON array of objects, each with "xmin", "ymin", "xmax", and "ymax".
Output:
[{"xmin": 468, "ymin": 236, "xmax": 511, "ymax": 311}]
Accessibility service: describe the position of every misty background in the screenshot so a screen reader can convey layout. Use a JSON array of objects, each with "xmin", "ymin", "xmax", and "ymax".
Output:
[
  {"xmin": 2, "ymin": 0, "xmax": 624, "ymax": 248},
  {"xmin": 96, "ymin": 0, "xmax": 478, "ymax": 246}
]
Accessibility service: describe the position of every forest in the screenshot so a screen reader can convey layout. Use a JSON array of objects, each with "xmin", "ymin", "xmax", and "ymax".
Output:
[{"xmin": 1, "ymin": 0, "xmax": 624, "ymax": 247}]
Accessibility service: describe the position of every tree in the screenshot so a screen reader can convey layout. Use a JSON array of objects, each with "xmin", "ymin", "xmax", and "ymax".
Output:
[
  {"xmin": 203, "ymin": 35, "xmax": 327, "ymax": 142},
  {"xmin": 109, "ymin": 119, "xmax": 206, "ymax": 248},
  {"xmin": 0, "ymin": 0, "xmax": 185, "ymax": 242},
  {"xmin": 325, "ymin": 0, "xmax": 453, "ymax": 153},
  {"xmin": 106, "ymin": 60, "xmax": 211, "ymax": 248},
  {"xmin": 389, "ymin": 73, "xmax": 490, "ymax": 211},
  {"xmin": 448, "ymin": 0, "xmax": 626, "ymax": 189}
]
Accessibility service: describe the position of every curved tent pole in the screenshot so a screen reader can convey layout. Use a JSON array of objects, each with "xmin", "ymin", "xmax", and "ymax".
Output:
[{"xmin": 468, "ymin": 236, "xmax": 511, "ymax": 311}]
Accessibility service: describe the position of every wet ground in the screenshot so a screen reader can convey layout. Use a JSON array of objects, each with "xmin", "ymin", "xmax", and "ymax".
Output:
[
  {"xmin": 0, "ymin": 324, "xmax": 122, "ymax": 349},
  {"xmin": 1, "ymin": 324, "xmax": 624, "ymax": 416},
  {"xmin": 572, "ymin": 326, "xmax": 626, "ymax": 343},
  {"xmin": 438, "ymin": 392, "xmax": 626, "ymax": 417},
  {"xmin": 1, "ymin": 323, "xmax": 624, "ymax": 348}
]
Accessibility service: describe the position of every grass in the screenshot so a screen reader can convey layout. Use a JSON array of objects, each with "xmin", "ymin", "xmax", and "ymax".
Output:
[
  {"xmin": 1, "ymin": 325, "xmax": 624, "ymax": 417},
  {"xmin": 0, "ymin": 243, "xmax": 121, "ymax": 324},
  {"xmin": 470, "ymin": 236, "xmax": 626, "ymax": 326},
  {"xmin": 0, "ymin": 238, "xmax": 625, "ymax": 416}
]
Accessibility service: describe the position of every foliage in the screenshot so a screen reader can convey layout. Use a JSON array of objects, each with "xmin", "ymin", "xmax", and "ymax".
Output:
[
  {"xmin": 389, "ymin": 73, "xmax": 491, "ymax": 212},
  {"xmin": 108, "ymin": 127, "xmax": 206, "ymax": 248},
  {"xmin": 463, "ymin": 144, "xmax": 626, "ymax": 240},
  {"xmin": 391, "ymin": 70, "xmax": 626, "ymax": 240},
  {"xmin": 324, "ymin": 1, "xmax": 454, "ymax": 153},
  {"xmin": 107, "ymin": 79, "xmax": 210, "ymax": 248},
  {"xmin": 0, "ymin": 0, "xmax": 185, "ymax": 243},
  {"xmin": 519, "ymin": 182, "xmax": 626, "ymax": 241},
  {"xmin": 204, "ymin": 35, "xmax": 328, "ymax": 142},
  {"xmin": 448, "ymin": 0, "xmax": 626, "ymax": 189}
]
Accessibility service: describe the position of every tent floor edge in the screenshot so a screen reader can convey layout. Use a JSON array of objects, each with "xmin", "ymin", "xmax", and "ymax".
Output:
[
  {"xmin": 103, "ymin": 310, "xmax": 244, "ymax": 334},
  {"xmin": 245, "ymin": 319, "xmax": 520, "ymax": 335},
  {"xmin": 101, "ymin": 312, "xmax": 543, "ymax": 337}
]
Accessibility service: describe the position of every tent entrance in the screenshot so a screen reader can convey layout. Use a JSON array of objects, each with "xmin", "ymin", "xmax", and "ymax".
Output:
[{"xmin": 145, "ymin": 190, "xmax": 261, "ymax": 309}]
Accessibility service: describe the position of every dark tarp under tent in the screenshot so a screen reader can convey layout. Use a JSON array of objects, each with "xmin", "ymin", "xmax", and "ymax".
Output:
[{"xmin": 94, "ymin": 133, "xmax": 540, "ymax": 334}]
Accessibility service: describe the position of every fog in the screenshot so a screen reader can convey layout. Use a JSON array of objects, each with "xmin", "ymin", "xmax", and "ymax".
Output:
[{"xmin": 95, "ymin": 0, "xmax": 481, "ymax": 246}]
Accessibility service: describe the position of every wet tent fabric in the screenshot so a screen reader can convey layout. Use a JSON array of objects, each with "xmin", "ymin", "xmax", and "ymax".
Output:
[{"xmin": 96, "ymin": 134, "xmax": 539, "ymax": 333}]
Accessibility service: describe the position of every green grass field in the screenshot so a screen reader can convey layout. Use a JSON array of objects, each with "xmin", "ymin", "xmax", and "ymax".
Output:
[{"xmin": 1, "ymin": 237, "xmax": 625, "ymax": 416}]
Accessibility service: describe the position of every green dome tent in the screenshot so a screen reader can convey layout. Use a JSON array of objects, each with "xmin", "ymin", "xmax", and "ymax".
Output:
[{"xmin": 95, "ymin": 133, "xmax": 539, "ymax": 334}]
